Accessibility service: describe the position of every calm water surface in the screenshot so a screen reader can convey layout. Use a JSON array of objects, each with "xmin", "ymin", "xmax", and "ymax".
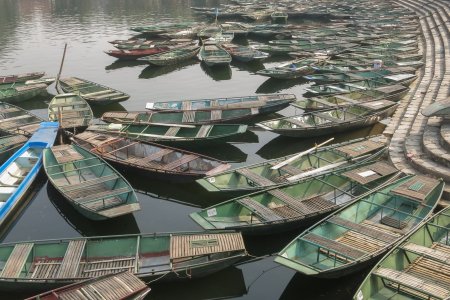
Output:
[{"xmin": 0, "ymin": 0, "xmax": 383, "ymax": 298}]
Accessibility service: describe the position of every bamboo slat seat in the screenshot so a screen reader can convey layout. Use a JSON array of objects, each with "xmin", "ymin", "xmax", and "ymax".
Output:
[
  {"xmin": 162, "ymin": 154, "xmax": 198, "ymax": 171},
  {"xmin": 1, "ymin": 243, "xmax": 33, "ymax": 278},
  {"xmin": 236, "ymin": 168, "xmax": 274, "ymax": 186},
  {"xmin": 72, "ymin": 187, "xmax": 130, "ymax": 204},
  {"xmin": 59, "ymin": 271, "xmax": 147, "ymax": 300},
  {"xmin": 402, "ymin": 243, "xmax": 450, "ymax": 264},
  {"xmin": 82, "ymin": 257, "xmax": 135, "ymax": 276},
  {"xmin": 182, "ymin": 111, "xmax": 196, "ymax": 123},
  {"xmin": 380, "ymin": 216, "xmax": 407, "ymax": 229},
  {"xmin": 15, "ymin": 84, "xmax": 46, "ymax": 92},
  {"xmin": 165, "ymin": 126, "xmax": 180, "ymax": 136},
  {"xmin": 335, "ymin": 140, "xmax": 384, "ymax": 157},
  {"xmin": 267, "ymin": 189, "xmax": 313, "ymax": 215},
  {"xmin": 303, "ymin": 233, "xmax": 365, "ymax": 260},
  {"xmin": 238, "ymin": 197, "xmax": 282, "ymax": 222},
  {"xmin": 302, "ymin": 195, "xmax": 334, "ymax": 211},
  {"xmin": 196, "ymin": 125, "xmax": 212, "ymax": 138},
  {"xmin": 56, "ymin": 240, "xmax": 86, "ymax": 278},
  {"xmin": 170, "ymin": 232, "xmax": 245, "ymax": 260},
  {"xmin": 341, "ymin": 161, "xmax": 397, "ymax": 185},
  {"xmin": 337, "ymin": 231, "xmax": 386, "ymax": 253},
  {"xmin": 391, "ymin": 175, "xmax": 440, "ymax": 202},
  {"xmin": 328, "ymin": 216, "xmax": 399, "ymax": 243},
  {"xmin": 128, "ymin": 149, "xmax": 173, "ymax": 164},
  {"xmin": 51, "ymin": 144, "xmax": 84, "ymax": 164},
  {"xmin": 205, "ymin": 163, "xmax": 231, "ymax": 176},
  {"xmin": 314, "ymin": 112, "xmax": 344, "ymax": 123},
  {"xmin": 60, "ymin": 174, "xmax": 119, "ymax": 192},
  {"xmin": 182, "ymin": 101, "xmax": 192, "ymax": 110},
  {"xmin": 373, "ymin": 267, "xmax": 450, "ymax": 300},
  {"xmin": 278, "ymin": 164, "xmax": 303, "ymax": 176},
  {"xmin": 61, "ymin": 77, "xmax": 85, "ymax": 86},
  {"xmin": 210, "ymin": 110, "xmax": 222, "ymax": 120}
]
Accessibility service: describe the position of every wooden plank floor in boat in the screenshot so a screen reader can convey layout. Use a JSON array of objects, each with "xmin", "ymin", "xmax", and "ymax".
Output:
[
  {"xmin": 58, "ymin": 271, "xmax": 147, "ymax": 300},
  {"xmin": 170, "ymin": 233, "xmax": 245, "ymax": 260},
  {"xmin": 1, "ymin": 243, "xmax": 33, "ymax": 278}
]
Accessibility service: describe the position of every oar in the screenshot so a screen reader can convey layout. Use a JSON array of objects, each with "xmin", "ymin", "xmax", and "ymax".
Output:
[
  {"xmin": 55, "ymin": 43, "xmax": 68, "ymax": 94},
  {"xmin": 270, "ymin": 137, "xmax": 334, "ymax": 170}
]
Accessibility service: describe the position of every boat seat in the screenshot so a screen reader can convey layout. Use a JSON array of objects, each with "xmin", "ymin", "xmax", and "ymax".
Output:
[
  {"xmin": 82, "ymin": 257, "xmax": 135, "ymax": 275},
  {"xmin": 303, "ymin": 233, "xmax": 365, "ymax": 261},
  {"xmin": 75, "ymin": 187, "xmax": 131, "ymax": 204},
  {"xmin": 210, "ymin": 110, "xmax": 222, "ymax": 121},
  {"xmin": 401, "ymin": 242, "xmax": 450, "ymax": 264},
  {"xmin": 60, "ymin": 174, "xmax": 120, "ymax": 192},
  {"xmin": 98, "ymin": 203, "xmax": 140, "ymax": 218},
  {"xmin": 162, "ymin": 154, "xmax": 198, "ymax": 171},
  {"xmin": 196, "ymin": 125, "xmax": 212, "ymax": 138},
  {"xmin": 236, "ymin": 168, "xmax": 274, "ymax": 187},
  {"xmin": 56, "ymin": 240, "xmax": 86, "ymax": 278},
  {"xmin": 373, "ymin": 267, "xmax": 450, "ymax": 300},
  {"xmin": 128, "ymin": 149, "xmax": 174, "ymax": 165},
  {"xmin": 380, "ymin": 216, "xmax": 407, "ymax": 229},
  {"xmin": 1, "ymin": 243, "xmax": 34, "ymax": 278},
  {"xmin": 165, "ymin": 127, "xmax": 180, "ymax": 137},
  {"xmin": 328, "ymin": 216, "xmax": 399, "ymax": 243},
  {"xmin": 267, "ymin": 189, "xmax": 313, "ymax": 215},
  {"xmin": 237, "ymin": 197, "xmax": 283, "ymax": 222},
  {"xmin": 182, "ymin": 111, "xmax": 196, "ymax": 123}
]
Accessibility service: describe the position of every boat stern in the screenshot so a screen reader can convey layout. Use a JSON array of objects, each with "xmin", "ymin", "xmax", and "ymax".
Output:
[{"xmin": 189, "ymin": 212, "xmax": 217, "ymax": 230}]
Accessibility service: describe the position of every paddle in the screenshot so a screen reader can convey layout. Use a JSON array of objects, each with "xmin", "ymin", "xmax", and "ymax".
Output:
[{"xmin": 270, "ymin": 137, "xmax": 334, "ymax": 170}]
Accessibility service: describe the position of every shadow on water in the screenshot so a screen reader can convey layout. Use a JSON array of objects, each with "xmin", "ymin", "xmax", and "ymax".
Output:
[
  {"xmin": 105, "ymin": 59, "xmax": 148, "ymax": 71},
  {"xmin": 231, "ymin": 60, "xmax": 266, "ymax": 73},
  {"xmin": 256, "ymin": 123, "xmax": 386, "ymax": 160},
  {"xmin": 200, "ymin": 62, "xmax": 232, "ymax": 81},
  {"xmin": 279, "ymin": 266, "xmax": 371, "ymax": 300},
  {"xmin": 149, "ymin": 266, "xmax": 247, "ymax": 300},
  {"xmin": 256, "ymin": 77, "xmax": 309, "ymax": 94},
  {"xmin": 46, "ymin": 184, "xmax": 141, "ymax": 236},
  {"xmin": 139, "ymin": 59, "xmax": 199, "ymax": 79},
  {"xmin": 90, "ymin": 101, "xmax": 127, "ymax": 118}
]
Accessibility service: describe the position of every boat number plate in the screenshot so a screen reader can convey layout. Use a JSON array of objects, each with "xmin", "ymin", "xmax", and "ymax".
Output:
[
  {"xmin": 207, "ymin": 208, "xmax": 217, "ymax": 217},
  {"xmin": 357, "ymin": 170, "xmax": 376, "ymax": 177},
  {"xmin": 207, "ymin": 177, "xmax": 216, "ymax": 183}
]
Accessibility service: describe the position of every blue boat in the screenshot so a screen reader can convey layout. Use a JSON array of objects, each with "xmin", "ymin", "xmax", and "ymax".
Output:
[{"xmin": 0, "ymin": 122, "xmax": 58, "ymax": 229}]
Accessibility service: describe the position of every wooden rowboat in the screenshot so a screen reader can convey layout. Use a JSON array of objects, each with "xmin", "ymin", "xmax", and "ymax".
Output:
[
  {"xmin": 196, "ymin": 136, "xmax": 387, "ymax": 198},
  {"xmin": 0, "ymin": 72, "xmax": 45, "ymax": 84},
  {"xmin": 0, "ymin": 102, "xmax": 44, "ymax": 136},
  {"xmin": 0, "ymin": 231, "xmax": 247, "ymax": 291},
  {"xmin": 0, "ymin": 135, "xmax": 28, "ymax": 165},
  {"xmin": 191, "ymin": 161, "xmax": 400, "ymax": 235},
  {"xmin": 257, "ymin": 101, "xmax": 398, "ymax": 138},
  {"xmin": 271, "ymin": 11, "xmax": 288, "ymax": 23},
  {"xmin": 142, "ymin": 45, "xmax": 200, "ymax": 66},
  {"xmin": 256, "ymin": 58, "xmax": 324, "ymax": 79},
  {"xmin": 220, "ymin": 43, "xmax": 269, "ymax": 62},
  {"xmin": 59, "ymin": 77, "xmax": 130, "ymax": 105},
  {"xmin": 0, "ymin": 82, "xmax": 48, "ymax": 103},
  {"xmin": 102, "ymin": 103, "xmax": 286, "ymax": 125},
  {"xmin": 199, "ymin": 42, "xmax": 232, "ymax": 67},
  {"xmin": 85, "ymin": 123, "xmax": 248, "ymax": 147},
  {"xmin": 354, "ymin": 206, "xmax": 450, "ymax": 300},
  {"xmin": 48, "ymin": 93, "xmax": 93, "ymax": 130},
  {"xmin": 293, "ymin": 89, "xmax": 408, "ymax": 111},
  {"xmin": 275, "ymin": 175, "xmax": 444, "ymax": 278},
  {"xmin": 44, "ymin": 144, "xmax": 141, "ymax": 220},
  {"xmin": 105, "ymin": 47, "xmax": 170, "ymax": 60},
  {"xmin": 145, "ymin": 94, "xmax": 296, "ymax": 112},
  {"xmin": 25, "ymin": 271, "xmax": 151, "ymax": 300},
  {"xmin": 304, "ymin": 70, "xmax": 417, "ymax": 85},
  {"xmin": 0, "ymin": 122, "xmax": 58, "ymax": 230},
  {"xmin": 305, "ymin": 80, "xmax": 410, "ymax": 97},
  {"xmin": 71, "ymin": 131, "xmax": 231, "ymax": 181}
]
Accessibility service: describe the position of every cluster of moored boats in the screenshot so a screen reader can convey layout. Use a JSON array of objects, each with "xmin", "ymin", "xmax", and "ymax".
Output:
[{"xmin": 2, "ymin": 0, "xmax": 450, "ymax": 299}]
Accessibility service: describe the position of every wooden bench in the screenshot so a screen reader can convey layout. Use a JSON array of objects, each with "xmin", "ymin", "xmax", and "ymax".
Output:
[
  {"xmin": 402, "ymin": 242, "xmax": 450, "ymax": 264},
  {"xmin": 75, "ymin": 187, "xmax": 131, "ymax": 204},
  {"xmin": 162, "ymin": 154, "xmax": 198, "ymax": 171},
  {"xmin": 60, "ymin": 174, "xmax": 120, "ymax": 192},
  {"xmin": 1, "ymin": 243, "xmax": 34, "ymax": 278},
  {"xmin": 303, "ymin": 233, "xmax": 365, "ymax": 260},
  {"xmin": 196, "ymin": 125, "xmax": 212, "ymax": 138},
  {"xmin": 238, "ymin": 197, "xmax": 282, "ymax": 222},
  {"xmin": 82, "ymin": 257, "xmax": 135, "ymax": 276},
  {"xmin": 373, "ymin": 267, "xmax": 450, "ymax": 299},
  {"xmin": 236, "ymin": 168, "xmax": 274, "ymax": 187},
  {"xmin": 56, "ymin": 240, "xmax": 86, "ymax": 278},
  {"xmin": 165, "ymin": 126, "xmax": 180, "ymax": 137},
  {"xmin": 181, "ymin": 101, "xmax": 192, "ymax": 110},
  {"xmin": 182, "ymin": 111, "xmax": 196, "ymax": 123},
  {"xmin": 267, "ymin": 189, "xmax": 313, "ymax": 215},
  {"xmin": 328, "ymin": 216, "xmax": 399, "ymax": 243},
  {"xmin": 380, "ymin": 216, "xmax": 407, "ymax": 229},
  {"xmin": 210, "ymin": 110, "xmax": 222, "ymax": 120}
]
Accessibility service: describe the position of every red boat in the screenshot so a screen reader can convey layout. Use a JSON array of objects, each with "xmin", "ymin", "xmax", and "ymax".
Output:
[{"xmin": 105, "ymin": 46, "xmax": 170, "ymax": 60}]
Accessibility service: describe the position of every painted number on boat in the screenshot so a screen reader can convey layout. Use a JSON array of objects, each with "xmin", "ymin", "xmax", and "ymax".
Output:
[
  {"xmin": 357, "ymin": 170, "xmax": 376, "ymax": 177},
  {"xmin": 207, "ymin": 208, "xmax": 217, "ymax": 217}
]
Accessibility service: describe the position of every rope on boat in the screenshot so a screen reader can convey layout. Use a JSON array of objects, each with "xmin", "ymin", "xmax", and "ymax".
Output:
[{"xmin": 145, "ymin": 270, "xmax": 172, "ymax": 284}]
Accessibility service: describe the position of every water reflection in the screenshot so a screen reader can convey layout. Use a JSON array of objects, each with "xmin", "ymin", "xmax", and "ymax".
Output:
[
  {"xmin": 46, "ymin": 184, "xmax": 141, "ymax": 236},
  {"xmin": 139, "ymin": 59, "xmax": 199, "ymax": 79},
  {"xmin": 256, "ymin": 77, "xmax": 310, "ymax": 94},
  {"xmin": 105, "ymin": 59, "xmax": 148, "ymax": 71},
  {"xmin": 200, "ymin": 62, "xmax": 232, "ymax": 81},
  {"xmin": 231, "ymin": 60, "xmax": 266, "ymax": 73}
]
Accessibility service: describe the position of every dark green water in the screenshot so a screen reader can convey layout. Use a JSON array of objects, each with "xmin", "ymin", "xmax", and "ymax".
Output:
[{"xmin": 0, "ymin": 0, "xmax": 384, "ymax": 298}]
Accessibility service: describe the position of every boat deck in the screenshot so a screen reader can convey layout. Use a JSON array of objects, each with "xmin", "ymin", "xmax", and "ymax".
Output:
[{"xmin": 58, "ymin": 271, "xmax": 148, "ymax": 300}]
